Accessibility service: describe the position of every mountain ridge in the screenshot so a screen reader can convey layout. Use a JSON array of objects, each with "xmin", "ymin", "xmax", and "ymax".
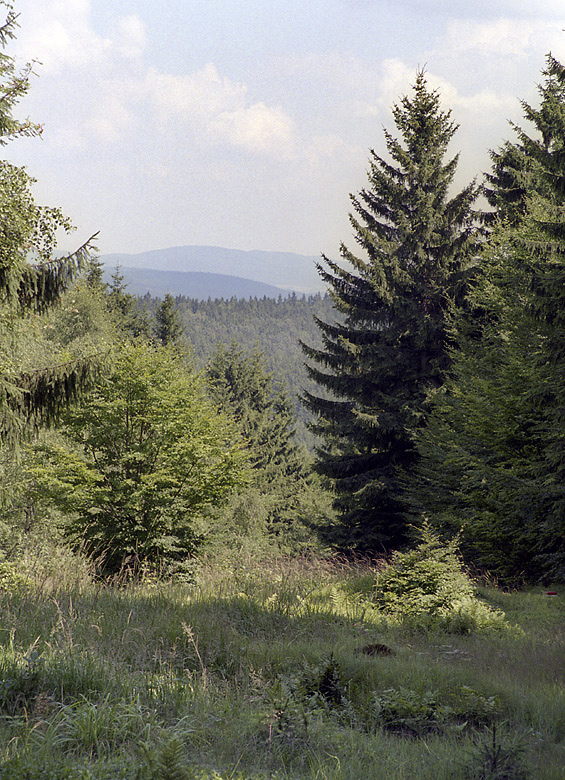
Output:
[{"xmin": 101, "ymin": 245, "xmax": 324, "ymax": 295}]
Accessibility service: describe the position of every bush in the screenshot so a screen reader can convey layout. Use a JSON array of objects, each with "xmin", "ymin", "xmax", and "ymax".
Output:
[
  {"xmin": 374, "ymin": 524, "xmax": 509, "ymax": 632},
  {"xmin": 371, "ymin": 684, "xmax": 501, "ymax": 737},
  {"xmin": 32, "ymin": 343, "xmax": 248, "ymax": 574}
]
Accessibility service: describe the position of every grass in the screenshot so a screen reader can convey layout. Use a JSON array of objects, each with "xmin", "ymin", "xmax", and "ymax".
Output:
[{"xmin": 0, "ymin": 552, "xmax": 563, "ymax": 779}]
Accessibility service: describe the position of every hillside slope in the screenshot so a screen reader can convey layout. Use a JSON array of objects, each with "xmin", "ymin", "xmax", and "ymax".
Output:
[{"xmin": 103, "ymin": 266, "xmax": 289, "ymax": 300}]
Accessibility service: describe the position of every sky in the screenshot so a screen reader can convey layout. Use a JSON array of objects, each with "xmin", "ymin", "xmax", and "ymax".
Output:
[{"xmin": 4, "ymin": 0, "xmax": 565, "ymax": 259}]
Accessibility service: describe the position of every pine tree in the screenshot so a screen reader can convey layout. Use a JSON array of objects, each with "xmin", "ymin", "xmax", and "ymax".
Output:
[
  {"xmin": 302, "ymin": 72, "xmax": 479, "ymax": 551},
  {"xmin": 0, "ymin": 6, "xmax": 99, "ymax": 445}
]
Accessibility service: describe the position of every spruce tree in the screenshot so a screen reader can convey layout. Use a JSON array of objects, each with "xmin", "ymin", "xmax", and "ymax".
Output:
[
  {"xmin": 207, "ymin": 342, "xmax": 304, "ymax": 483},
  {"xmin": 206, "ymin": 343, "xmax": 313, "ymax": 544},
  {"xmin": 0, "ymin": 6, "xmax": 99, "ymax": 445},
  {"xmin": 106, "ymin": 265, "xmax": 150, "ymax": 340},
  {"xmin": 155, "ymin": 293, "xmax": 183, "ymax": 346},
  {"xmin": 484, "ymin": 54, "xmax": 565, "ymax": 225},
  {"xmin": 302, "ymin": 72, "xmax": 478, "ymax": 551},
  {"xmin": 410, "ymin": 56, "xmax": 565, "ymax": 582}
]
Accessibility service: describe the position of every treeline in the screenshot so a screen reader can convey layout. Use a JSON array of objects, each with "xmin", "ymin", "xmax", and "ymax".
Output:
[{"xmin": 302, "ymin": 65, "xmax": 564, "ymax": 584}]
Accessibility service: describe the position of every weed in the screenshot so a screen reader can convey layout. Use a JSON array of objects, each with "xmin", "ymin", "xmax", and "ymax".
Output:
[{"xmin": 0, "ymin": 554, "xmax": 561, "ymax": 779}]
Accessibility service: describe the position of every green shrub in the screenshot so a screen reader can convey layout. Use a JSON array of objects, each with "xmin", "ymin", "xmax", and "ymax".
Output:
[
  {"xmin": 0, "ymin": 557, "xmax": 30, "ymax": 593},
  {"xmin": 374, "ymin": 524, "xmax": 510, "ymax": 632},
  {"xmin": 372, "ymin": 687, "xmax": 443, "ymax": 735}
]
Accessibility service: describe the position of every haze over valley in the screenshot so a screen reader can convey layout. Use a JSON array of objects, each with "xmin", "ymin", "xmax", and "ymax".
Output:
[{"xmin": 101, "ymin": 245, "xmax": 324, "ymax": 298}]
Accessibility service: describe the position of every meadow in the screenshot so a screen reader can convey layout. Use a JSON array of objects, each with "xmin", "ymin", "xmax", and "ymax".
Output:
[{"xmin": 0, "ymin": 551, "xmax": 563, "ymax": 780}]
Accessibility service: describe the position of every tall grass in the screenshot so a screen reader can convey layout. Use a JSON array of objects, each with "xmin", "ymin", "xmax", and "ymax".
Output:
[{"xmin": 0, "ymin": 551, "xmax": 563, "ymax": 779}]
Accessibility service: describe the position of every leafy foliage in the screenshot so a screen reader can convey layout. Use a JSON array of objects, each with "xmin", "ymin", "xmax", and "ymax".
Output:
[
  {"xmin": 32, "ymin": 343, "xmax": 248, "ymax": 573},
  {"xmin": 372, "ymin": 685, "xmax": 500, "ymax": 737}
]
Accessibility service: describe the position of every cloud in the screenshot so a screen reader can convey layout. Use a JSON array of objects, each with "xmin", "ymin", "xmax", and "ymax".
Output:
[
  {"xmin": 14, "ymin": 2, "xmax": 300, "ymax": 156},
  {"xmin": 14, "ymin": 0, "xmax": 147, "ymax": 74},
  {"xmin": 114, "ymin": 15, "xmax": 148, "ymax": 60},
  {"xmin": 145, "ymin": 64, "xmax": 247, "ymax": 122},
  {"xmin": 391, "ymin": 0, "xmax": 564, "ymax": 18},
  {"xmin": 144, "ymin": 65, "xmax": 298, "ymax": 155},
  {"xmin": 212, "ymin": 103, "xmax": 297, "ymax": 154},
  {"xmin": 442, "ymin": 18, "xmax": 565, "ymax": 59}
]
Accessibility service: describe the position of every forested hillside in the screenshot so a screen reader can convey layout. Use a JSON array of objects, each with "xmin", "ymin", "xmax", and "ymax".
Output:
[
  {"xmin": 140, "ymin": 292, "xmax": 337, "ymax": 445},
  {"xmin": 1, "ymin": 4, "xmax": 563, "ymax": 593}
]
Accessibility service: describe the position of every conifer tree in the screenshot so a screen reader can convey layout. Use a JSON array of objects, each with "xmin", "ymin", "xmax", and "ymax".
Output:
[
  {"xmin": 155, "ymin": 293, "xmax": 183, "ymax": 346},
  {"xmin": 302, "ymin": 72, "xmax": 478, "ymax": 551},
  {"xmin": 206, "ymin": 343, "xmax": 315, "ymax": 545},
  {"xmin": 483, "ymin": 54, "xmax": 565, "ymax": 225},
  {"xmin": 106, "ymin": 266, "xmax": 151, "ymax": 340},
  {"xmin": 207, "ymin": 342, "xmax": 304, "ymax": 484},
  {"xmin": 410, "ymin": 56, "xmax": 565, "ymax": 582},
  {"xmin": 0, "ymin": 5, "xmax": 99, "ymax": 445}
]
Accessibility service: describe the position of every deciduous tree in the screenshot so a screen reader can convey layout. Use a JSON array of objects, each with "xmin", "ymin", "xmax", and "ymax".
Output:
[{"xmin": 34, "ymin": 343, "xmax": 248, "ymax": 573}]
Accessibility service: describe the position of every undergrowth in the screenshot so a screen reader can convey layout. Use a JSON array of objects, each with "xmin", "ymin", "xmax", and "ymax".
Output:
[{"xmin": 0, "ymin": 551, "xmax": 562, "ymax": 779}]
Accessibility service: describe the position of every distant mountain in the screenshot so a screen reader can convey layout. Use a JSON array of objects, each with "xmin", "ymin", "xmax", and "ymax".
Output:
[
  {"xmin": 100, "ymin": 245, "xmax": 324, "ymax": 295},
  {"xmin": 102, "ymin": 266, "xmax": 291, "ymax": 300}
]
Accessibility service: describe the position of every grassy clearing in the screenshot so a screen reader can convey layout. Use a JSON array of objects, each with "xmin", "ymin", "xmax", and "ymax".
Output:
[{"xmin": 0, "ymin": 554, "xmax": 563, "ymax": 779}]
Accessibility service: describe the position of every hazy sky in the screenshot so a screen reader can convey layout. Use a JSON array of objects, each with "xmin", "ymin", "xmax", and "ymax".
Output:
[{"xmin": 5, "ymin": 0, "xmax": 565, "ymax": 258}]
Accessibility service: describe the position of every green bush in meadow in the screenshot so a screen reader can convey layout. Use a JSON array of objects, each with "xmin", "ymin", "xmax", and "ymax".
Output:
[{"xmin": 374, "ymin": 525, "xmax": 510, "ymax": 632}]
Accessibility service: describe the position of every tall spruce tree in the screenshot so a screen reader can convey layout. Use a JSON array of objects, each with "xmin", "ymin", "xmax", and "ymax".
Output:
[
  {"xmin": 302, "ymin": 72, "xmax": 478, "ymax": 551},
  {"xmin": 410, "ymin": 57, "xmax": 565, "ymax": 582},
  {"xmin": 207, "ymin": 342, "xmax": 305, "ymax": 487},
  {"xmin": 0, "ymin": 5, "xmax": 99, "ymax": 445},
  {"xmin": 483, "ymin": 54, "xmax": 565, "ymax": 226}
]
